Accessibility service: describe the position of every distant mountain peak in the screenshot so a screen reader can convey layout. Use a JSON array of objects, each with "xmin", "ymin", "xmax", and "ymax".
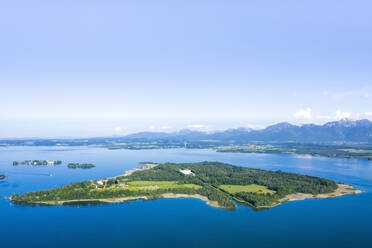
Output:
[
  {"xmin": 265, "ymin": 122, "xmax": 296, "ymax": 131},
  {"xmin": 324, "ymin": 119, "xmax": 352, "ymax": 127},
  {"xmin": 338, "ymin": 118, "xmax": 355, "ymax": 125},
  {"xmin": 118, "ymin": 119, "xmax": 372, "ymax": 143},
  {"xmin": 355, "ymin": 119, "xmax": 372, "ymax": 126},
  {"xmin": 323, "ymin": 118, "xmax": 372, "ymax": 128}
]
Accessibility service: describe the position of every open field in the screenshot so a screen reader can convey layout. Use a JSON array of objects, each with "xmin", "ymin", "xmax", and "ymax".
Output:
[
  {"xmin": 124, "ymin": 181, "xmax": 202, "ymax": 191},
  {"xmin": 219, "ymin": 184, "xmax": 275, "ymax": 195}
]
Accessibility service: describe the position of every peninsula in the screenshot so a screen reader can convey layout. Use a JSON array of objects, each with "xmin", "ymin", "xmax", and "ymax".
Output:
[{"xmin": 10, "ymin": 162, "xmax": 362, "ymax": 209}]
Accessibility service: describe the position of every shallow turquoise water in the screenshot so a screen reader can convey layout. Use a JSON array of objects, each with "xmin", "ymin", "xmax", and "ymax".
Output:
[{"xmin": 1, "ymin": 147, "xmax": 372, "ymax": 247}]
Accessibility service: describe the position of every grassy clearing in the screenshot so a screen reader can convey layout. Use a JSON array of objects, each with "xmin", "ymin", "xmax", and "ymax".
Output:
[
  {"xmin": 219, "ymin": 184, "xmax": 275, "ymax": 195},
  {"xmin": 126, "ymin": 181, "xmax": 201, "ymax": 191}
]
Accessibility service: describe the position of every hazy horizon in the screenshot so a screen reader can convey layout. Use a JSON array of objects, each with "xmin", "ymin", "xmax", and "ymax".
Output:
[
  {"xmin": 1, "ymin": 1, "xmax": 371, "ymax": 138},
  {"xmin": 0, "ymin": 118, "xmax": 370, "ymax": 139}
]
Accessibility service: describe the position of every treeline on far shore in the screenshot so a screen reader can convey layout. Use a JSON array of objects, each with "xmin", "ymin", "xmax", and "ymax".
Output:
[
  {"xmin": 67, "ymin": 163, "xmax": 95, "ymax": 169},
  {"xmin": 11, "ymin": 160, "xmax": 95, "ymax": 169}
]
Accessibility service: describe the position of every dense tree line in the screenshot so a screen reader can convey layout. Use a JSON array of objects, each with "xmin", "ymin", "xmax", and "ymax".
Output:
[
  {"xmin": 67, "ymin": 163, "xmax": 95, "ymax": 169},
  {"xmin": 216, "ymin": 143, "xmax": 372, "ymax": 160},
  {"xmin": 128, "ymin": 162, "xmax": 337, "ymax": 194}
]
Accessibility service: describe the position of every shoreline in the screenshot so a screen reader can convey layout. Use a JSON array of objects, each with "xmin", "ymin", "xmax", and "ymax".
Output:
[
  {"xmin": 272, "ymin": 183, "xmax": 363, "ymax": 208},
  {"xmin": 122, "ymin": 163, "xmax": 159, "ymax": 177},
  {"xmin": 21, "ymin": 193, "xmax": 222, "ymax": 208},
  {"xmin": 32, "ymin": 196, "xmax": 150, "ymax": 206},
  {"xmin": 161, "ymin": 193, "xmax": 221, "ymax": 208},
  {"xmin": 11, "ymin": 184, "xmax": 362, "ymax": 209}
]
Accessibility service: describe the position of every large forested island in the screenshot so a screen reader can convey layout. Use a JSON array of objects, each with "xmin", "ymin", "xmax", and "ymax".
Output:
[{"xmin": 10, "ymin": 162, "xmax": 361, "ymax": 209}]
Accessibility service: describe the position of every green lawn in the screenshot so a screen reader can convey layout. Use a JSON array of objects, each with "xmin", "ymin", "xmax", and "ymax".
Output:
[
  {"xmin": 219, "ymin": 184, "xmax": 275, "ymax": 195},
  {"xmin": 125, "ymin": 180, "xmax": 201, "ymax": 191}
]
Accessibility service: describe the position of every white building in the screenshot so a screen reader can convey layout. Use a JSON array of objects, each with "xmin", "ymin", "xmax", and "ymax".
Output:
[
  {"xmin": 97, "ymin": 179, "xmax": 108, "ymax": 185},
  {"xmin": 179, "ymin": 169, "xmax": 194, "ymax": 175}
]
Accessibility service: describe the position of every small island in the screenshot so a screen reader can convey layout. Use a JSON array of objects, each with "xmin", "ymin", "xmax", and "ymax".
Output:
[
  {"xmin": 13, "ymin": 160, "xmax": 62, "ymax": 166},
  {"xmin": 10, "ymin": 162, "xmax": 362, "ymax": 209},
  {"xmin": 0, "ymin": 174, "xmax": 5, "ymax": 180},
  {"xmin": 67, "ymin": 163, "xmax": 95, "ymax": 169}
]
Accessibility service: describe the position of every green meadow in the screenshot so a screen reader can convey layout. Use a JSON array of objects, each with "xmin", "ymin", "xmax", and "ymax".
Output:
[
  {"xmin": 125, "ymin": 181, "xmax": 201, "ymax": 191},
  {"xmin": 220, "ymin": 184, "xmax": 275, "ymax": 195}
]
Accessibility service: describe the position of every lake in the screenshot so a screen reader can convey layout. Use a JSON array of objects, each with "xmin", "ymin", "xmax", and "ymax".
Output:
[{"xmin": 1, "ymin": 146, "xmax": 372, "ymax": 248}]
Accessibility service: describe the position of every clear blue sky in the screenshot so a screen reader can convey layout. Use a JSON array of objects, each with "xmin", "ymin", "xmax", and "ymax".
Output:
[{"xmin": 1, "ymin": 0, "xmax": 371, "ymax": 137}]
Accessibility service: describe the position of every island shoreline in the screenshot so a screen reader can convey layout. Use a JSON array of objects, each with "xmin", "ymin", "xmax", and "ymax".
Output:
[
  {"xmin": 12, "ymin": 194, "xmax": 221, "ymax": 208},
  {"xmin": 10, "ymin": 183, "xmax": 362, "ymax": 209}
]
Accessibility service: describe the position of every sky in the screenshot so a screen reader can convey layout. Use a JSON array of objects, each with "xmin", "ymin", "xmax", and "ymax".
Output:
[{"xmin": 1, "ymin": 0, "xmax": 372, "ymax": 137}]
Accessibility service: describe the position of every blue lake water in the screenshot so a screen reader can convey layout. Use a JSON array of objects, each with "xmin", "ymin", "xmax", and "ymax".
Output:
[{"xmin": 1, "ymin": 146, "xmax": 372, "ymax": 248}]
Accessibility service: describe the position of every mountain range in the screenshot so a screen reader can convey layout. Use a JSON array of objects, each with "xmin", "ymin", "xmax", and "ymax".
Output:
[
  {"xmin": 121, "ymin": 119, "xmax": 372, "ymax": 143},
  {"xmin": 1, "ymin": 119, "xmax": 371, "ymax": 145}
]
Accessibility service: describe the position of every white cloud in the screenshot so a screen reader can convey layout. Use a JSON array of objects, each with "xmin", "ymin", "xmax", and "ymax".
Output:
[
  {"xmin": 365, "ymin": 112, "xmax": 372, "ymax": 116},
  {"xmin": 114, "ymin": 127, "xmax": 122, "ymax": 132},
  {"xmin": 335, "ymin": 110, "xmax": 351, "ymax": 119},
  {"xmin": 294, "ymin": 108, "xmax": 312, "ymax": 119},
  {"xmin": 187, "ymin": 124, "xmax": 208, "ymax": 130}
]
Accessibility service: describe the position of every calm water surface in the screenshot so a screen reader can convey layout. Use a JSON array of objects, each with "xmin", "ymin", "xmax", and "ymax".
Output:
[{"xmin": 1, "ymin": 147, "xmax": 372, "ymax": 248}]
